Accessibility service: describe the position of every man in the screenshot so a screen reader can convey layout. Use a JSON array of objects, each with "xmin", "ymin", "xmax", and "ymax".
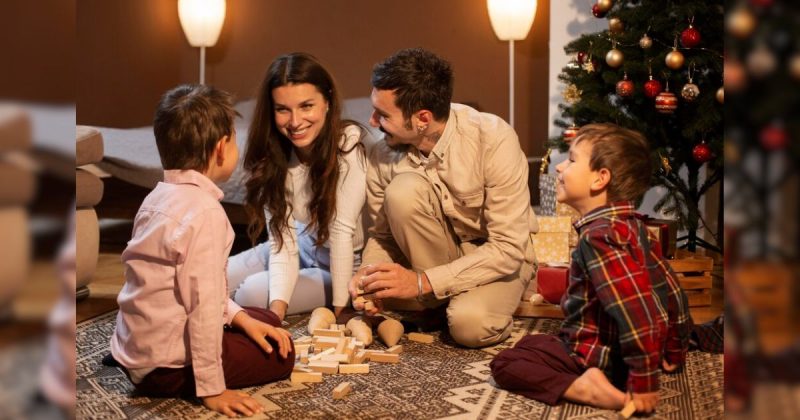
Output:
[{"xmin": 349, "ymin": 48, "xmax": 538, "ymax": 348}]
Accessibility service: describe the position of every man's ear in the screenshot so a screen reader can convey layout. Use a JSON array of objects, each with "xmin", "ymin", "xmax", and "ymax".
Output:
[
  {"xmin": 591, "ymin": 167, "xmax": 611, "ymax": 192},
  {"xmin": 415, "ymin": 110, "xmax": 432, "ymax": 125}
]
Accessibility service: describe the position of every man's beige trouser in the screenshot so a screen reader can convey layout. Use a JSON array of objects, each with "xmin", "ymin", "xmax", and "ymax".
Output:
[{"xmin": 382, "ymin": 172, "xmax": 535, "ymax": 348}]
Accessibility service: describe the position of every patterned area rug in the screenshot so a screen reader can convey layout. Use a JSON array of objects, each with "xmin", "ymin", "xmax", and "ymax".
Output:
[{"xmin": 77, "ymin": 312, "xmax": 723, "ymax": 419}]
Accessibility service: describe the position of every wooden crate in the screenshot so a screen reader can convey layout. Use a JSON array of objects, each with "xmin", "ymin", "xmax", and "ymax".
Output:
[{"xmin": 668, "ymin": 249, "xmax": 714, "ymax": 307}]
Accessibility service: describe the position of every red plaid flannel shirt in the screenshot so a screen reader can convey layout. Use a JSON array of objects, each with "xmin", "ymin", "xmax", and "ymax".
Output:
[{"xmin": 559, "ymin": 202, "xmax": 690, "ymax": 393}]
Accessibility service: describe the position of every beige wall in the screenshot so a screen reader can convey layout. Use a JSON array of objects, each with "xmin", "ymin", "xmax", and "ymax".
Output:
[{"xmin": 78, "ymin": 0, "xmax": 549, "ymax": 155}]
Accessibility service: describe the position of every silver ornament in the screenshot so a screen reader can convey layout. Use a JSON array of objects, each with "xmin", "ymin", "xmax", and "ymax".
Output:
[{"xmin": 680, "ymin": 82, "xmax": 700, "ymax": 102}]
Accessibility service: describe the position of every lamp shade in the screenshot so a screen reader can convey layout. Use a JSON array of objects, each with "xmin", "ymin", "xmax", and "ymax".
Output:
[
  {"xmin": 178, "ymin": 0, "xmax": 226, "ymax": 47},
  {"xmin": 487, "ymin": 0, "xmax": 537, "ymax": 41}
]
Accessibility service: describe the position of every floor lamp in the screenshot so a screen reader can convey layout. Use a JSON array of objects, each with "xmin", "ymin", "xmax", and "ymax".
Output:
[
  {"xmin": 487, "ymin": 0, "xmax": 537, "ymax": 129},
  {"xmin": 178, "ymin": 0, "xmax": 226, "ymax": 85}
]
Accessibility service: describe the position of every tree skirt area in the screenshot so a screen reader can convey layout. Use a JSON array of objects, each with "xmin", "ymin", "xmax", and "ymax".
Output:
[{"xmin": 77, "ymin": 311, "xmax": 723, "ymax": 419}]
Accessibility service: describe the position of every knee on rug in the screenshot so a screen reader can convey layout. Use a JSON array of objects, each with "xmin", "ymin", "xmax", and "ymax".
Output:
[{"xmin": 447, "ymin": 305, "xmax": 512, "ymax": 348}]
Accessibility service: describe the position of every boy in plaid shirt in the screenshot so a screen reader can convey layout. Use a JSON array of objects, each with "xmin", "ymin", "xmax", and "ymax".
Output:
[{"xmin": 491, "ymin": 124, "xmax": 690, "ymax": 415}]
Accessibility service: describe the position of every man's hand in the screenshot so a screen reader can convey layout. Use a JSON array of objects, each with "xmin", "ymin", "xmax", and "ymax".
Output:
[
  {"xmin": 361, "ymin": 263, "xmax": 422, "ymax": 299},
  {"xmin": 202, "ymin": 389, "xmax": 263, "ymax": 418},
  {"xmin": 630, "ymin": 391, "xmax": 659, "ymax": 414},
  {"xmin": 232, "ymin": 312, "xmax": 293, "ymax": 359}
]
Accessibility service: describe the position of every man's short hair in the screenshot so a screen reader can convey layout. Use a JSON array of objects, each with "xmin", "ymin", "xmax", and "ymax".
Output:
[
  {"xmin": 153, "ymin": 84, "xmax": 237, "ymax": 171},
  {"xmin": 574, "ymin": 123, "xmax": 653, "ymax": 202},
  {"xmin": 371, "ymin": 48, "xmax": 453, "ymax": 121}
]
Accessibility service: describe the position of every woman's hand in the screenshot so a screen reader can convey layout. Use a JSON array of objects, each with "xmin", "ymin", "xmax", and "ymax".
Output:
[
  {"xmin": 232, "ymin": 311, "xmax": 293, "ymax": 359},
  {"xmin": 202, "ymin": 389, "xmax": 263, "ymax": 418}
]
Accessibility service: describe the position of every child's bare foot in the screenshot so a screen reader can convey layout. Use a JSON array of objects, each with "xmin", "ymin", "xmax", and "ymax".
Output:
[{"xmin": 563, "ymin": 367, "xmax": 626, "ymax": 409}]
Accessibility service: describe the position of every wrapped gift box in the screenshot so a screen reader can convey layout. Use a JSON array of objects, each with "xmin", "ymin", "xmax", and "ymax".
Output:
[
  {"xmin": 556, "ymin": 202, "xmax": 580, "ymax": 247},
  {"xmin": 532, "ymin": 215, "xmax": 573, "ymax": 264},
  {"xmin": 538, "ymin": 174, "xmax": 557, "ymax": 216},
  {"xmin": 537, "ymin": 265, "xmax": 569, "ymax": 304},
  {"xmin": 642, "ymin": 217, "xmax": 678, "ymax": 258}
]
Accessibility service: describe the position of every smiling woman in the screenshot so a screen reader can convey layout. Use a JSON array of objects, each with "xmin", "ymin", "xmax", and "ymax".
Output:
[{"xmin": 227, "ymin": 52, "xmax": 370, "ymax": 323}]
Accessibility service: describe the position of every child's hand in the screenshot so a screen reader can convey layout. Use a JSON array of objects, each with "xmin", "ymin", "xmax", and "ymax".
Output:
[
  {"xmin": 235, "ymin": 313, "xmax": 293, "ymax": 359},
  {"xmin": 630, "ymin": 391, "xmax": 659, "ymax": 414},
  {"xmin": 662, "ymin": 358, "xmax": 679, "ymax": 373},
  {"xmin": 202, "ymin": 389, "xmax": 263, "ymax": 418}
]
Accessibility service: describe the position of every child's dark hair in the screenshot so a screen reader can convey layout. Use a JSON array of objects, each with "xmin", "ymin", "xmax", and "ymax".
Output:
[
  {"xmin": 153, "ymin": 84, "xmax": 237, "ymax": 171},
  {"xmin": 574, "ymin": 123, "xmax": 653, "ymax": 202},
  {"xmin": 371, "ymin": 48, "xmax": 453, "ymax": 121}
]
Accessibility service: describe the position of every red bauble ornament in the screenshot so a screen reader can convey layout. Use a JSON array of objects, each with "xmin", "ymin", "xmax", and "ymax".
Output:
[
  {"xmin": 644, "ymin": 77, "xmax": 663, "ymax": 98},
  {"xmin": 692, "ymin": 143, "xmax": 713, "ymax": 163},
  {"xmin": 655, "ymin": 91, "xmax": 678, "ymax": 114},
  {"xmin": 759, "ymin": 124, "xmax": 788, "ymax": 150},
  {"xmin": 577, "ymin": 51, "xmax": 587, "ymax": 65},
  {"xmin": 563, "ymin": 124, "xmax": 580, "ymax": 142},
  {"xmin": 680, "ymin": 25, "xmax": 701, "ymax": 48},
  {"xmin": 616, "ymin": 75, "xmax": 634, "ymax": 97},
  {"xmin": 592, "ymin": 4, "xmax": 608, "ymax": 18}
]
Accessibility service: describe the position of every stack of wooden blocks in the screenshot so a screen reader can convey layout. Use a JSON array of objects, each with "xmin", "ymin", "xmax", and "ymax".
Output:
[{"xmin": 667, "ymin": 249, "xmax": 715, "ymax": 307}]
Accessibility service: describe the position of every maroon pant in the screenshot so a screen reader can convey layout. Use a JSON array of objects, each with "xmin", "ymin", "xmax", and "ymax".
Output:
[
  {"xmin": 490, "ymin": 334, "xmax": 584, "ymax": 405},
  {"xmin": 132, "ymin": 307, "xmax": 294, "ymax": 398}
]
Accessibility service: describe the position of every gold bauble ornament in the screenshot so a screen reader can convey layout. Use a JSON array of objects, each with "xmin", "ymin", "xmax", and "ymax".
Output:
[
  {"xmin": 608, "ymin": 17, "xmax": 624, "ymax": 34},
  {"xmin": 596, "ymin": 0, "xmax": 613, "ymax": 13},
  {"xmin": 605, "ymin": 48, "xmax": 624, "ymax": 68},
  {"xmin": 724, "ymin": 59, "xmax": 747, "ymax": 92},
  {"xmin": 681, "ymin": 82, "xmax": 700, "ymax": 102},
  {"xmin": 727, "ymin": 7, "xmax": 757, "ymax": 39},
  {"xmin": 716, "ymin": 87, "xmax": 724, "ymax": 104},
  {"xmin": 790, "ymin": 54, "xmax": 800, "ymax": 80},
  {"xmin": 639, "ymin": 34, "xmax": 653, "ymax": 49},
  {"xmin": 665, "ymin": 49, "xmax": 685, "ymax": 70},
  {"xmin": 747, "ymin": 44, "xmax": 777, "ymax": 78}
]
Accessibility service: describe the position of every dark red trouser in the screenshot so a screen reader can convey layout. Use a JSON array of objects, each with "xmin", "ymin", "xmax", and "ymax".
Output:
[
  {"xmin": 489, "ymin": 334, "xmax": 584, "ymax": 406},
  {"xmin": 132, "ymin": 307, "xmax": 294, "ymax": 398}
]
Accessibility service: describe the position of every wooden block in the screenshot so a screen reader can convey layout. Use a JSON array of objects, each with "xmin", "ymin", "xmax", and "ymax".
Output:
[
  {"xmin": 386, "ymin": 345, "xmax": 403, "ymax": 354},
  {"xmin": 668, "ymin": 253, "xmax": 714, "ymax": 273},
  {"xmin": 332, "ymin": 381, "xmax": 352, "ymax": 399},
  {"xmin": 337, "ymin": 324, "xmax": 347, "ymax": 331},
  {"xmin": 291, "ymin": 371, "xmax": 322, "ymax": 383},
  {"xmin": 320, "ymin": 354, "xmax": 350, "ymax": 363},
  {"xmin": 313, "ymin": 336, "xmax": 340, "ymax": 349},
  {"xmin": 314, "ymin": 328, "xmax": 345, "ymax": 338},
  {"xmin": 619, "ymin": 400, "xmax": 636, "ymax": 419},
  {"xmin": 364, "ymin": 301, "xmax": 375, "ymax": 311},
  {"xmin": 300, "ymin": 348, "xmax": 309, "ymax": 364},
  {"xmin": 335, "ymin": 337, "xmax": 350, "ymax": 355},
  {"xmin": 293, "ymin": 364, "xmax": 312, "ymax": 372},
  {"xmin": 368, "ymin": 352, "xmax": 399, "ymax": 363},
  {"xmin": 407, "ymin": 332, "xmax": 434, "ymax": 343},
  {"xmin": 309, "ymin": 347, "xmax": 335, "ymax": 361},
  {"xmin": 513, "ymin": 301, "xmax": 564, "ymax": 318},
  {"xmin": 308, "ymin": 360, "xmax": 339, "ymax": 374},
  {"xmin": 345, "ymin": 340, "xmax": 358, "ymax": 362},
  {"xmin": 294, "ymin": 343, "xmax": 312, "ymax": 354},
  {"xmin": 353, "ymin": 350, "xmax": 367, "ymax": 364},
  {"xmin": 294, "ymin": 336, "xmax": 313, "ymax": 344},
  {"xmin": 338, "ymin": 363, "xmax": 370, "ymax": 374}
]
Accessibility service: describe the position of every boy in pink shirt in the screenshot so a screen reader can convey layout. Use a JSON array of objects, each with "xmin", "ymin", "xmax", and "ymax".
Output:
[{"xmin": 109, "ymin": 84, "xmax": 294, "ymax": 417}]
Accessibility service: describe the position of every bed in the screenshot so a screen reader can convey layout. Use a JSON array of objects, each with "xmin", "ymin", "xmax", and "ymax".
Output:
[{"xmin": 90, "ymin": 97, "xmax": 380, "ymax": 225}]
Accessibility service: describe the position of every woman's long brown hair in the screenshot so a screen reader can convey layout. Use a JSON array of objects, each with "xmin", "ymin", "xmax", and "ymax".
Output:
[{"xmin": 243, "ymin": 52, "xmax": 362, "ymax": 250}]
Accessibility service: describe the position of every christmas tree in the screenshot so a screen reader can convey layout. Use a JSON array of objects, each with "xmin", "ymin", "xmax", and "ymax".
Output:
[{"xmin": 550, "ymin": 0, "xmax": 724, "ymax": 253}]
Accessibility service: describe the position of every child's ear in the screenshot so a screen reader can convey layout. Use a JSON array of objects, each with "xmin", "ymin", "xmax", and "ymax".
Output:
[
  {"xmin": 214, "ymin": 136, "xmax": 227, "ymax": 166},
  {"xmin": 591, "ymin": 167, "xmax": 611, "ymax": 192}
]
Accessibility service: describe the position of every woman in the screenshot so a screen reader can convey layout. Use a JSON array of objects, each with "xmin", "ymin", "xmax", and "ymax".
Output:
[{"xmin": 228, "ymin": 53, "xmax": 369, "ymax": 321}]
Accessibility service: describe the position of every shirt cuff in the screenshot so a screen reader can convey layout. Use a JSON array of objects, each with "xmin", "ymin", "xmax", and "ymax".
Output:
[
  {"xmin": 193, "ymin": 362, "xmax": 226, "ymax": 397},
  {"xmin": 424, "ymin": 265, "xmax": 457, "ymax": 300},
  {"xmin": 225, "ymin": 299, "xmax": 244, "ymax": 326}
]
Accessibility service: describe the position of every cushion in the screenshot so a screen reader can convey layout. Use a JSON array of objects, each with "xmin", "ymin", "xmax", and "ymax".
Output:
[
  {"xmin": 76, "ymin": 126, "xmax": 104, "ymax": 166},
  {"xmin": 0, "ymin": 105, "xmax": 32, "ymax": 153},
  {"xmin": 0, "ymin": 161, "xmax": 35, "ymax": 206},
  {"xmin": 76, "ymin": 168, "xmax": 104, "ymax": 208}
]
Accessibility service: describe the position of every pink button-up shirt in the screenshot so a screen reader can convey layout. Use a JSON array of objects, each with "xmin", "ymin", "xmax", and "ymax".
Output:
[{"xmin": 110, "ymin": 170, "xmax": 243, "ymax": 397}]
